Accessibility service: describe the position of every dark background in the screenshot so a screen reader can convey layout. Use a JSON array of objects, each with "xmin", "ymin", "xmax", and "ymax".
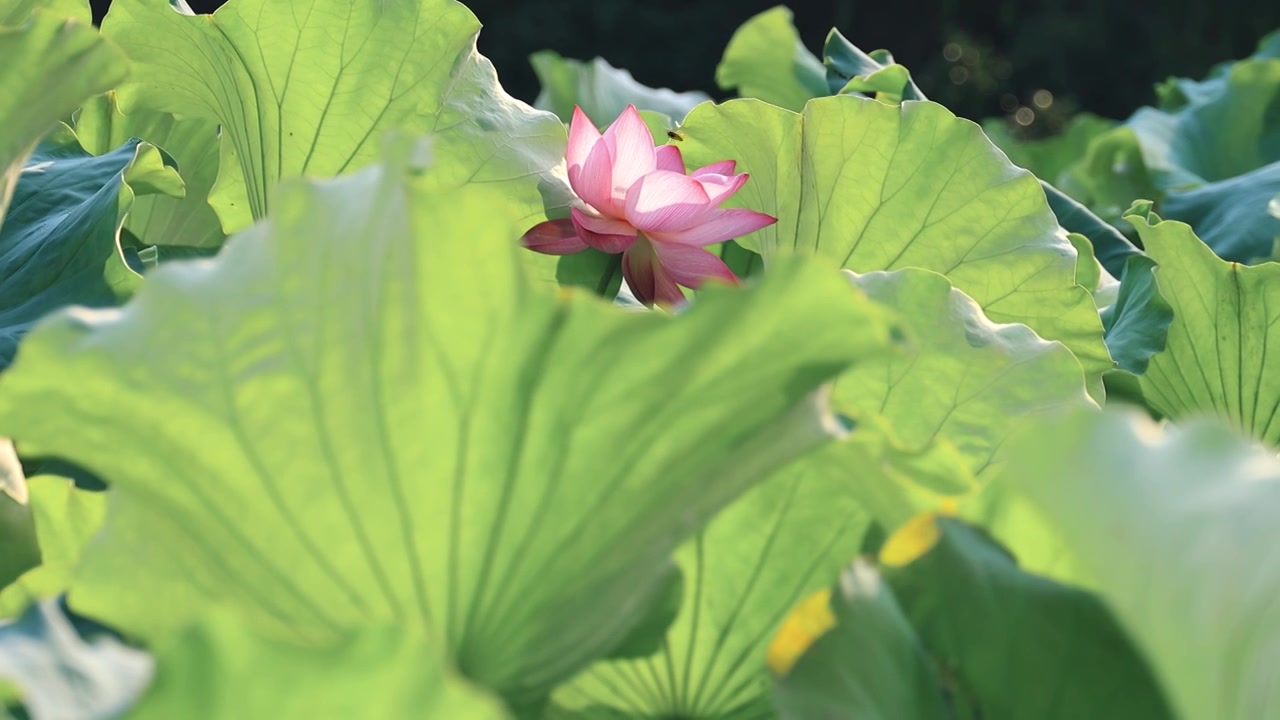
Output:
[{"xmin": 91, "ymin": 0, "xmax": 1280, "ymax": 133}]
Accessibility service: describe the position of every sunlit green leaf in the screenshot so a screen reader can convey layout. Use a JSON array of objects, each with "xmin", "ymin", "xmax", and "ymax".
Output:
[
  {"xmin": 677, "ymin": 96, "xmax": 1112, "ymax": 397},
  {"xmin": 550, "ymin": 451, "xmax": 873, "ymax": 718},
  {"xmin": 102, "ymin": 0, "xmax": 567, "ymax": 234},
  {"xmin": 74, "ymin": 92, "xmax": 226, "ymax": 249},
  {"xmin": 130, "ymin": 613, "xmax": 508, "ymax": 719},
  {"xmin": 823, "ymin": 269, "xmax": 1092, "ymax": 528},
  {"xmin": 0, "ymin": 138, "xmax": 902, "ymax": 705},
  {"xmin": 1126, "ymin": 204, "xmax": 1280, "ymax": 445},
  {"xmin": 0, "ymin": 0, "xmax": 89, "ymax": 25}
]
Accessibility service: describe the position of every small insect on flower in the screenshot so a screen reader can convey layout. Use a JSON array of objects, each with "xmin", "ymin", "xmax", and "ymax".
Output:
[{"xmin": 666, "ymin": 129, "xmax": 684, "ymax": 141}]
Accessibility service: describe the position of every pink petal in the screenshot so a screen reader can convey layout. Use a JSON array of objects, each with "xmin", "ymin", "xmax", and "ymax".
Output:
[
  {"xmin": 623, "ymin": 170, "xmax": 713, "ymax": 233},
  {"xmin": 521, "ymin": 218, "xmax": 588, "ymax": 255},
  {"xmin": 650, "ymin": 241, "xmax": 741, "ymax": 288},
  {"xmin": 566, "ymin": 106, "xmax": 603, "ymax": 176},
  {"xmin": 571, "ymin": 207, "xmax": 636, "ymax": 254},
  {"xmin": 649, "ymin": 208, "xmax": 778, "ymax": 247},
  {"xmin": 571, "ymin": 206, "xmax": 636, "ymax": 238},
  {"xmin": 602, "ymin": 105, "xmax": 656, "ymax": 206},
  {"xmin": 571, "ymin": 139, "xmax": 616, "ymax": 215},
  {"xmin": 692, "ymin": 160, "xmax": 736, "ymax": 177},
  {"xmin": 622, "ymin": 237, "xmax": 685, "ymax": 306},
  {"xmin": 655, "ymin": 144, "xmax": 685, "ymax": 173},
  {"xmin": 694, "ymin": 172, "xmax": 749, "ymax": 206}
]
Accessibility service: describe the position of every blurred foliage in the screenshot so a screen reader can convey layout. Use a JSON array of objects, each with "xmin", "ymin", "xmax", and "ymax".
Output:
[{"xmin": 92, "ymin": 0, "xmax": 1280, "ymax": 127}]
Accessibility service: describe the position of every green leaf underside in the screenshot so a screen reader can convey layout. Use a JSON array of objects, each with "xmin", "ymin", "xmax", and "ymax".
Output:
[
  {"xmin": 824, "ymin": 269, "xmax": 1092, "ymax": 528},
  {"xmin": 0, "ymin": 11, "xmax": 128, "ymax": 227},
  {"xmin": 1, "ymin": 129, "xmax": 182, "ymax": 369},
  {"xmin": 0, "ymin": 141, "xmax": 902, "ymax": 705},
  {"xmin": 551, "ymin": 451, "xmax": 872, "ymax": 718},
  {"xmin": 1011, "ymin": 409, "xmax": 1280, "ymax": 720},
  {"xmin": 130, "ymin": 612, "xmax": 508, "ymax": 719},
  {"xmin": 673, "ymin": 96, "xmax": 1111, "ymax": 398},
  {"xmin": 1128, "ymin": 209, "xmax": 1280, "ymax": 445}
]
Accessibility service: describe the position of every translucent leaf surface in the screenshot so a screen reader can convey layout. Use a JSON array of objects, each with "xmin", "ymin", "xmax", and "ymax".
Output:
[
  {"xmin": 0, "ymin": 139, "xmax": 902, "ymax": 704},
  {"xmin": 130, "ymin": 613, "xmax": 508, "ymax": 719},
  {"xmin": 676, "ymin": 96, "xmax": 1112, "ymax": 396},
  {"xmin": 1127, "ymin": 206, "xmax": 1280, "ymax": 444}
]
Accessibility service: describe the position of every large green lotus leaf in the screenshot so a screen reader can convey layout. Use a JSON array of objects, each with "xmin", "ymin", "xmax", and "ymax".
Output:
[
  {"xmin": 530, "ymin": 50, "xmax": 710, "ymax": 125},
  {"xmin": 74, "ymin": 92, "xmax": 226, "ymax": 250},
  {"xmin": 0, "ymin": 11, "xmax": 128, "ymax": 226},
  {"xmin": 0, "ymin": 138, "xmax": 901, "ymax": 704},
  {"xmin": 1102, "ymin": 59, "xmax": 1280, "ymax": 261},
  {"xmin": 715, "ymin": 6, "xmax": 826, "ymax": 112},
  {"xmin": 0, "ymin": 476, "xmax": 106, "ymax": 618},
  {"xmin": 130, "ymin": 612, "xmax": 508, "ymax": 719},
  {"xmin": 770, "ymin": 561, "xmax": 944, "ymax": 720},
  {"xmin": 1159, "ymin": 30, "xmax": 1280, "ymax": 109},
  {"xmin": 1160, "ymin": 161, "xmax": 1280, "ymax": 263},
  {"xmin": 676, "ymin": 96, "xmax": 1112, "ymax": 396},
  {"xmin": 1125, "ymin": 205, "xmax": 1280, "ymax": 444},
  {"xmin": 1009, "ymin": 408, "xmax": 1280, "ymax": 720},
  {"xmin": 822, "ymin": 269, "xmax": 1092, "ymax": 527},
  {"xmin": 0, "ymin": 0, "xmax": 89, "ymax": 24},
  {"xmin": 101, "ymin": 0, "xmax": 567, "ymax": 235},
  {"xmin": 0, "ymin": 127, "xmax": 183, "ymax": 369},
  {"xmin": 742, "ymin": 27, "xmax": 1137, "ymax": 276},
  {"xmin": 0, "ymin": 600, "xmax": 152, "ymax": 720},
  {"xmin": 876, "ymin": 516, "xmax": 1172, "ymax": 719},
  {"xmin": 549, "ymin": 447, "xmax": 873, "ymax": 719},
  {"xmin": 1130, "ymin": 59, "xmax": 1280, "ymax": 186}
]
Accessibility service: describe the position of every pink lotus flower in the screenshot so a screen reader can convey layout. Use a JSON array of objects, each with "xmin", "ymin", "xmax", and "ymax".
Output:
[{"xmin": 521, "ymin": 104, "xmax": 777, "ymax": 306}]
